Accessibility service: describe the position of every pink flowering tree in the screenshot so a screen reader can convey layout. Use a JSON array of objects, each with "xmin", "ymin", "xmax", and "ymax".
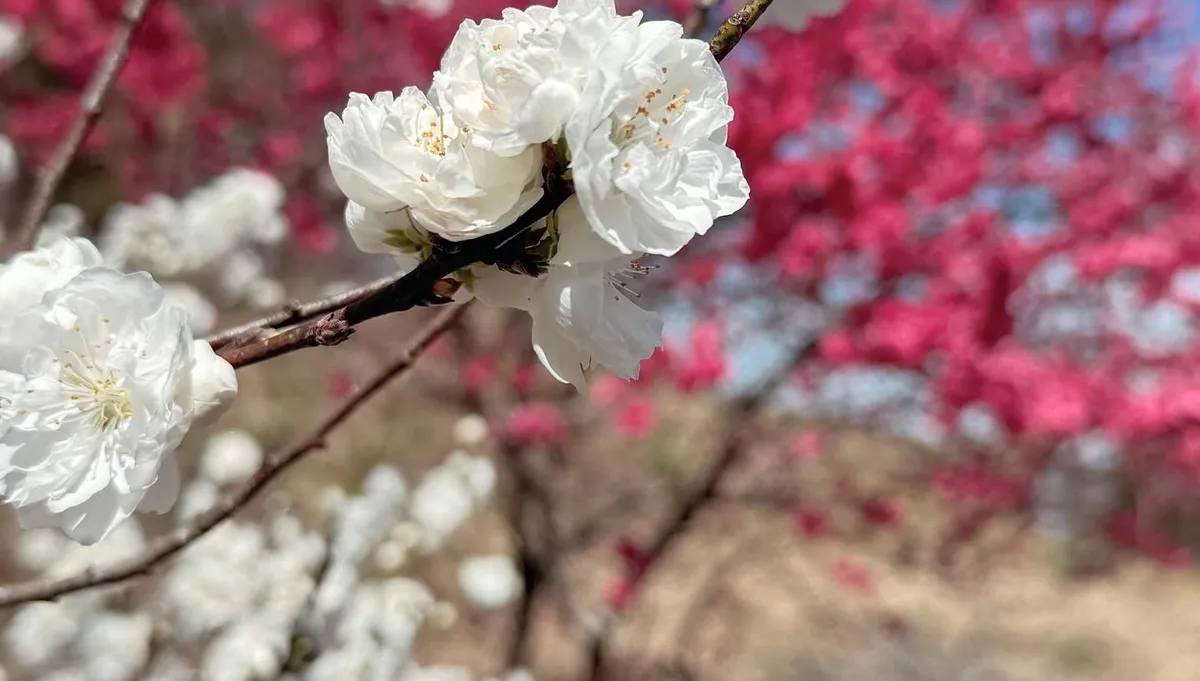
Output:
[{"xmin": 639, "ymin": 0, "xmax": 1200, "ymax": 570}]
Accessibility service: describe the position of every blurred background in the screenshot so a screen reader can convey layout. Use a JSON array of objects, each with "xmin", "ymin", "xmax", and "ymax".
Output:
[{"xmin": 3, "ymin": 0, "xmax": 1200, "ymax": 680}]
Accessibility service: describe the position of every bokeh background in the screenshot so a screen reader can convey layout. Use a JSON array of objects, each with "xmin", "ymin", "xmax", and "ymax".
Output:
[{"xmin": 3, "ymin": 0, "xmax": 1200, "ymax": 680}]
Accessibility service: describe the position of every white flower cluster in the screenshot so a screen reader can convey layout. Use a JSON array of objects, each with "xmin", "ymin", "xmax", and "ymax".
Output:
[
  {"xmin": 3, "ymin": 447, "xmax": 527, "ymax": 681},
  {"xmin": 326, "ymin": 0, "xmax": 750, "ymax": 389},
  {"xmin": 0, "ymin": 237, "xmax": 238, "ymax": 545},
  {"xmin": 100, "ymin": 168, "xmax": 290, "ymax": 321},
  {"xmin": 304, "ymin": 455, "xmax": 510, "ymax": 681},
  {"xmin": 5, "ymin": 521, "xmax": 155, "ymax": 681}
]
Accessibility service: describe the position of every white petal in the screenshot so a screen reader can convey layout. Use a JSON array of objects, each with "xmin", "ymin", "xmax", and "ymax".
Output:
[
  {"xmin": 190, "ymin": 340, "xmax": 238, "ymax": 422},
  {"xmin": 137, "ymin": 456, "xmax": 181, "ymax": 514}
]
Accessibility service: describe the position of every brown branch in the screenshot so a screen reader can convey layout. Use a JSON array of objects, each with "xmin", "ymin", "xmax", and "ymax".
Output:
[
  {"xmin": 709, "ymin": 0, "xmax": 776, "ymax": 61},
  {"xmin": 216, "ymin": 180, "xmax": 571, "ymax": 369},
  {"xmin": 583, "ymin": 341, "xmax": 811, "ymax": 681},
  {"xmin": 204, "ymin": 274, "xmax": 403, "ymax": 349},
  {"xmin": 0, "ymin": 0, "xmax": 157, "ymax": 261},
  {"xmin": 0, "ymin": 303, "xmax": 469, "ymax": 608}
]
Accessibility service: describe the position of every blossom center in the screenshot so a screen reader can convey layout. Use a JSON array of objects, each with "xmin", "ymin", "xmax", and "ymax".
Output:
[
  {"xmin": 59, "ymin": 354, "xmax": 133, "ymax": 431},
  {"xmin": 612, "ymin": 83, "xmax": 692, "ymax": 152},
  {"xmin": 416, "ymin": 105, "xmax": 448, "ymax": 157},
  {"xmin": 604, "ymin": 258, "xmax": 656, "ymax": 301}
]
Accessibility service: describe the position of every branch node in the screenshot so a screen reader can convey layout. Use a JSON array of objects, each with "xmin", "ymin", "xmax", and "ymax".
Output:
[{"xmin": 314, "ymin": 314, "xmax": 354, "ymax": 346}]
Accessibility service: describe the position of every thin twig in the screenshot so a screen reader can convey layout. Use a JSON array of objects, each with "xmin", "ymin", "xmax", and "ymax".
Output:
[
  {"xmin": 583, "ymin": 341, "xmax": 811, "ymax": 681},
  {"xmin": 0, "ymin": 0, "xmax": 156, "ymax": 261},
  {"xmin": 204, "ymin": 274, "xmax": 403, "ymax": 349},
  {"xmin": 0, "ymin": 303, "xmax": 469, "ymax": 608},
  {"xmin": 709, "ymin": 0, "xmax": 776, "ymax": 61},
  {"xmin": 216, "ymin": 181, "xmax": 570, "ymax": 369}
]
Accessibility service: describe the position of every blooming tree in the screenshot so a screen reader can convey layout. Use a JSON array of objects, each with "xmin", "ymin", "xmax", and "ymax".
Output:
[
  {"xmin": 0, "ymin": 0, "xmax": 781, "ymax": 679},
  {"xmin": 1, "ymin": 0, "xmax": 1198, "ymax": 679}
]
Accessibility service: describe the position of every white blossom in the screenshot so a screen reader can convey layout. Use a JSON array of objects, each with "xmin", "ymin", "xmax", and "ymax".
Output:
[
  {"xmin": 0, "ymin": 236, "xmax": 102, "ymax": 342},
  {"xmin": 99, "ymin": 168, "xmax": 288, "ymax": 306},
  {"xmin": 99, "ymin": 195, "xmax": 188, "ymax": 276},
  {"xmin": 162, "ymin": 283, "xmax": 218, "ymax": 336},
  {"xmin": 141, "ymin": 654, "xmax": 195, "ymax": 681},
  {"xmin": 336, "ymin": 578, "xmax": 436, "ymax": 649},
  {"xmin": 325, "ymin": 89, "xmax": 543, "ymax": 241},
  {"xmin": 452, "ymin": 413, "xmax": 489, "ymax": 446},
  {"xmin": 432, "ymin": 0, "xmax": 631, "ymax": 156},
  {"xmin": 77, "ymin": 612, "xmax": 153, "ymax": 681},
  {"xmin": 565, "ymin": 20, "xmax": 748, "ymax": 256},
  {"xmin": 458, "ymin": 554, "xmax": 523, "ymax": 609},
  {"xmin": 0, "ymin": 133, "xmax": 15, "ymax": 184},
  {"xmin": 314, "ymin": 465, "xmax": 408, "ymax": 614},
  {"xmin": 35, "ymin": 205, "xmax": 86, "ymax": 246},
  {"xmin": 373, "ymin": 539, "xmax": 410, "ymax": 572},
  {"xmin": 409, "ymin": 452, "xmax": 495, "ymax": 550},
  {"xmin": 15, "ymin": 529, "xmax": 68, "ymax": 572},
  {"xmin": 0, "ymin": 14, "xmax": 24, "ymax": 66},
  {"xmin": 400, "ymin": 666, "xmax": 474, "ymax": 681},
  {"xmin": 243, "ymin": 276, "xmax": 288, "ymax": 310},
  {"xmin": 199, "ymin": 429, "xmax": 264, "ymax": 485},
  {"xmin": 0, "ymin": 268, "xmax": 236, "ymax": 544},
  {"xmin": 472, "ymin": 205, "xmax": 663, "ymax": 388},
  {"xmin": 176, "ymin": 478, "xmax": 220, "ymax": 522},
  {"xmin": 200, "ymin": 619, "xmax": 289, "ymax": 681},
  {"xmin": 492, "ymin": 670, "xmax": 536, "ymax": 681},
  {"xmin": 4, "ymin": 602, "xmax": 77, "ymax": 669},
  {"xmin": 304, "ymin": 641, "xmax": 378, "ymax": 681},
  {"xmin": 41, "ymin": 518, "xmax": 147, "ymax": 579},
  {"xmin": 761, "ymin": 0, "xmax": 845, "ymax": 30},
  {"xmin": 162, "ymin": 518, "xmax": 323, "ymax": 643},
  {"xmin": 190, "ymin": 338, "xmax": 238, "ymax": 424},
  {"xmin": 161, "ymin": 522, "xmax": 267, "ymax": 636},
  {"xmin": 43, "ymin": 671, "xmax": 90, "ymax": 681},
  {"xmin": 344, "ymin": 199, "xmax": 426, "ymax": 271},
  {"xmin": 183, "ymin": 168, "xmax": 289, "ymax": 254}
]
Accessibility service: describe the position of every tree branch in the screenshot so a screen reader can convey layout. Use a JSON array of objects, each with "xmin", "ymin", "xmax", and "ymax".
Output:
[
  {"xmin": 0, "ymin": 303, "xmax": 469, "ymax": 608},
  {"xmin": 0, "ymin": 0, "xmax": 157, "ymax": 261},
  {"xmin": 709, "ymin": 0, "xmax": 776, "ymax": 61},
  {"xmin": 583, "ymin": 341, "xmax": 810, "ymax": 681},
  {"xmin": 216, "ymin": 180, "xmax": 571, "ymax": 369},
  {"xmin": 204, "ymin": 274, "xmax": 404, "ymax": 349}
]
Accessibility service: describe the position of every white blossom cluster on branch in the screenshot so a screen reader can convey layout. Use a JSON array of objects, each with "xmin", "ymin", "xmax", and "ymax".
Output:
[
  {"xmin": 2, "ymin": 426, "xmax": 530, "ymax": 681},
  {"xmin": 326, "ymin": 0, "xmax": 750, "ymax": 389},
  {"xmin": 99, "ymin": 168, "xmax": 291, "ymax": 316},
  {"xmin": 0, "ymin": 161, "xmax": 298, "ymax": 544}
]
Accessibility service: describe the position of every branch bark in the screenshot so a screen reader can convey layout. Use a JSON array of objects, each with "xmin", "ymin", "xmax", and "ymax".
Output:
[
  {"xmin": 0, "ymin": 303, "xmax": 469, "ymax": 608},
  {"xmin": 709, "ymin": 0, "xmax": 776, "ymax": 61},
  {"xmin": 0, "ymin": 0, "xmax": 157, "ymax": 261},
  {"xmin": 204, "ymin": 275, "xmax": 404, "ymax": 349},
  {"xmin": 583, "ymin": 340, "xmax": 811, "ymax": 681},
  {"xmin": 216, "ymin": 179, "xmax": 571, "ymax": 369}
]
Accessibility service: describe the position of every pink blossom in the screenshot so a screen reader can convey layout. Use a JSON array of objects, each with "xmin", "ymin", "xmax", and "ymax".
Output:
[
  {"xmin": 615, "ymin": 398, "xmax": 657, "ymax": 440},
  {"xmin": 501, "ymin": 402, "xmax": 570, "ymax": 448}
]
